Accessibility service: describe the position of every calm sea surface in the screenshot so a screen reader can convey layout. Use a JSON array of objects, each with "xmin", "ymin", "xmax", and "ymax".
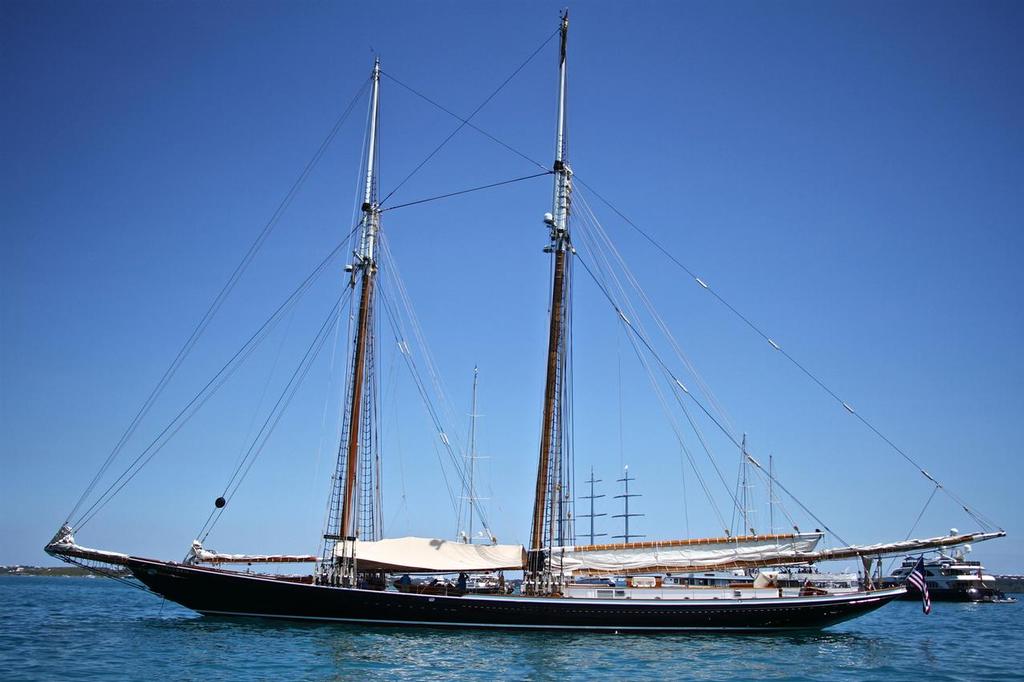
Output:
[{"xmin": 1, "ymin": 576, "xmax": 1020, "ymax": 680}]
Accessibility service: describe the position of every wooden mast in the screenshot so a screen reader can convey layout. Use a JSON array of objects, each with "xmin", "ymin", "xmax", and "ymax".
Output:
[
  {"xmin": 336, "ymin": 58, "xmax": 381, "ymax": 580},
  {"xmin": 529, "ymin": 11, "xmax": 571, "ymax": 591},
  {"xmin": 533, "ymin": 246, "xmax": 566, "ymax": 547},
  {"xmin": 339, "ymin": 273, "xmax": 375, "ymax": 537}
]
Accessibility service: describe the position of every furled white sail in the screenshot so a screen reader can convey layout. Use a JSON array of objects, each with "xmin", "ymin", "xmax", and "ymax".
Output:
[
  {"xmin": 548, "ymin": 529, "xmax": 1005, "ymax": 575},
  {"xmin": 553, "ymin": 532, "xmax": 824, "ymax": 575},
  {"xmin": 337, "ymin": 536, "xmax": 526, "ymax": 573},
  {"xmin": 188, "ymin": 541, "xmax": 317, "ymax": 564},
  {"xmin": 44, "ymin": 525, "xmax": 130, "ymax": 566},
  {"xmin": 807, "ymin": 530, "xmax": 1005, "ymax": 563}
]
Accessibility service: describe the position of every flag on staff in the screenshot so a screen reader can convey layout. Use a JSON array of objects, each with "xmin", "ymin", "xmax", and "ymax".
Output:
[{"xmin": 906, "ymin": 556, "xmax": 932, "ymax": 615}]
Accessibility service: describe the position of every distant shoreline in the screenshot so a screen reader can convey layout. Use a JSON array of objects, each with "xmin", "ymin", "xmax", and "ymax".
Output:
[
  {"xmin": 1, "ymin": 566, "xmax": 130, "ymax": 578},
  {"xmin": 992, "ymin": 577, "xmax": 1024, "ymax": 593}
]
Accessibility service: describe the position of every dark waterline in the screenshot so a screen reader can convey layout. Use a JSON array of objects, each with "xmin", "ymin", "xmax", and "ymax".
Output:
[{"xmin": 1, "ymin": 577, "xmax": 1020, "ymax": 680}]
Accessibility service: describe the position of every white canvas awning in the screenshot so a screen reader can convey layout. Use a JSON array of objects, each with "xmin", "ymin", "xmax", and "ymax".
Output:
[{"xmin": 339, "ymin": 536, "xmax": 526, "ymax": 573}]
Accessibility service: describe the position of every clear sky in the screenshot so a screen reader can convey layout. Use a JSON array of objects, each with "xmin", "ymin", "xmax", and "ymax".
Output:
[{"xmin": 2, "ymin": 1, "xmax": 1022, "ymax": 573}]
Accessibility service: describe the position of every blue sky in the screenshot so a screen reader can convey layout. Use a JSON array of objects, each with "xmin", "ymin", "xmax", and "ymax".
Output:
[{"xmin": 2, "ymin": 1, "xmax": 1022, "ymax": 572}]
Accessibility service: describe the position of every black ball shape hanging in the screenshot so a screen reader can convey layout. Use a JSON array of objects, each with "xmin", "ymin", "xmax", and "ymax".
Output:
[{"xmin": 214, "ymin": 496, "xmax": 226, "ymax": 508}]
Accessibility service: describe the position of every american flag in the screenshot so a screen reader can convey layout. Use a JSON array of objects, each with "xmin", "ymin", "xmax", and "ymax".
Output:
[{"xmin": 906, "ymin": 557, "xmax": 932, "ymax": 615}]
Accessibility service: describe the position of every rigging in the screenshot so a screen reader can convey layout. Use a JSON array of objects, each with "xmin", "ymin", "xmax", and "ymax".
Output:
[
  {"xmin": 574, "ymin": 250, "xmax": 852, "ymax": 547},
  {"xmin": 370, "ymin": 57, "xmax": 1001, "ymax": 533},
  {"xmin": 378, "ymin": 26, "xmax": 560, "ymax": 206},
  {"xmin": 74, "ymin": 228, "xmax": 364, "ymax": 530},
  {"xmin": 197, "ymin": 289, "xmax": 356, "ymax": 543},
  {"xmin": 66, "ymin": 77, "xmax": 372, "ymax": 525},
  {"xmin": 574, "ymin": 178, "xmax": 1001, "ymax": 531}
]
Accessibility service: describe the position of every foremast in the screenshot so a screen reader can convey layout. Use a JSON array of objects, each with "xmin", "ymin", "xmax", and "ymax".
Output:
[
  {"xmin": 322, "ymin": 58, "xmax": 382, "ymax": 587},
  {"xmin": 528, "ymin": 11, "xmax": 573, "ymax": 596}
]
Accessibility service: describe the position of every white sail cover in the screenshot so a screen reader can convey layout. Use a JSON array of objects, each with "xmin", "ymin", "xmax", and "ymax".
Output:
[
  {"xmin": 553, "ymin": 533, "xmax": 824, "ymax": 574},
  {"xmin": 188, "ymin": 541, "xmax": 317, "ymax": 563},
  {"xmin": 339, "ymin": 536, "xmax": 526, "ymax": 573},
  {"xmin": 810, "ymin": 530, "xmax": 1005, "ymax": 563}
]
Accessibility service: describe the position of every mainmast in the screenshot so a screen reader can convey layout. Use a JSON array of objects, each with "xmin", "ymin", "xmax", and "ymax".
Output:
[
  {"xmin": 529, "ymin": 11, "xmax": 573, "ymax": 594},
  {"xmin": 324, "ymin": 58, "xmax": 382, "ymax": 586}
]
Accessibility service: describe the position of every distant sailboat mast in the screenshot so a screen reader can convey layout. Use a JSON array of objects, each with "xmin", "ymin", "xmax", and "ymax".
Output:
[
  {"xmin": 740, "ymin": 433, "xmax": 755, "ymax": 535},
  {"xmin": 577, "ymin": 467, "xmax": 607, "ymax": 546},
  {"xmin": 460, "ymin": 366, "xmax": 488, "ymax": 544},
  {"xmin": 612, "ymin": 466, "xmax": 645, "ymax": 543},
  {"xmin": 468, "ymin": 367, "xmax": 478, "ymax": 543}
]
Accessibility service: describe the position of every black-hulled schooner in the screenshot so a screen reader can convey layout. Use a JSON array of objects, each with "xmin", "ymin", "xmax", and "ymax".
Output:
[{"xmin": 47, "ymin": 12, "xmax": 1005, "ymax": 632}]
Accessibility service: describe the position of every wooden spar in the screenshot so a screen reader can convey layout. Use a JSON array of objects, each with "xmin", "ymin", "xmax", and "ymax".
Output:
[
  {"xmin": 338, "ymin": 271, "xmax": 375, "ymax": 537},
  {"xmin": 532, "ymin": 247, "xmax": 567, "ymax": 550},
  {"xmin": 572, "ymin": 557, "xmax": 815, "ymax": 577},
  {"xmin": 573, "ymin": 532, "xmax": 807, "ymax": 553}
]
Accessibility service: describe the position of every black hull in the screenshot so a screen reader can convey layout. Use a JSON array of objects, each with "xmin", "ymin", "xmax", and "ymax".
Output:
[{"xmin": 128, "ymin": 558, "xmax": 904, "ymax": 632}]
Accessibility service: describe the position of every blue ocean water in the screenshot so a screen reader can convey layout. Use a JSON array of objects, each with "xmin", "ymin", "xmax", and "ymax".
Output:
[{"xmin": 0, "ymin": 576, "xmax": 1020, "ymax": 681}]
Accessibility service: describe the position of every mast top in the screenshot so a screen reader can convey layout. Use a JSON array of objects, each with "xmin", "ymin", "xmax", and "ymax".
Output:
[
  {"xmin": 547, "ymin": 7, "xmax": 572, "ymax": 247},
  {"xmin": 356, "ymin": 57, "xmax": 382, "ymax": 265}
]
